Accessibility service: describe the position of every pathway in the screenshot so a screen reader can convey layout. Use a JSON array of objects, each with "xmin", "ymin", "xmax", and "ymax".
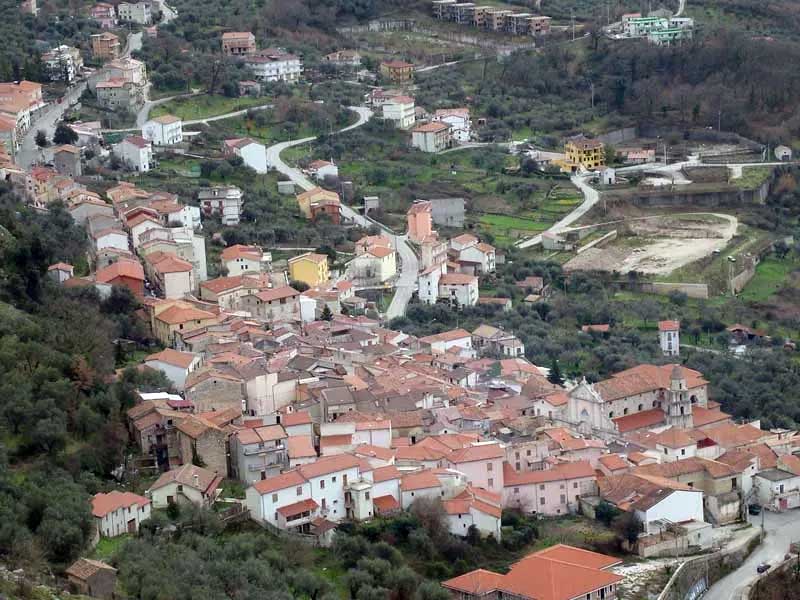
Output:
[
  {"xmin": 105, "ymin": 100, "xmax": 274, "ymax": 133},
  {"xmin": 264, "ymin": 106, "xmax": 419, "ymax": 320}
]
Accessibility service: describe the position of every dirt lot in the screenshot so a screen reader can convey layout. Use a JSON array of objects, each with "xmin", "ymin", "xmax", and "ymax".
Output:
[{"xmin": 564, "ymin": 213, "xmax": 738, "ymax": 275}]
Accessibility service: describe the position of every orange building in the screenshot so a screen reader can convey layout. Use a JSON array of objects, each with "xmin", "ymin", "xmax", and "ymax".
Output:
[
  {"xmin": 407, "ymin": 200, "xmax": 433, "ymax": 243},
  {"xmin": 380, "ymin": 60, "xmax": 414, "ymax": 83}
]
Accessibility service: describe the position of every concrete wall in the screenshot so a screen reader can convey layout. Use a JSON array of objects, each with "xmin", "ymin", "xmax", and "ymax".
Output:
[
  {"xmin": 598, "ymin": 127, "xmax": 638, "ymax": 146},
  {"xmin": 640, "ymin": 282, "xmax": 710, "ymax": 299}
]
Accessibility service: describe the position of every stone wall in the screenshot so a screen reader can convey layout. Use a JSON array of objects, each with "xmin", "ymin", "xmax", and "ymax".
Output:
[{"xmin": 640, "ymin": 282, "xmax": 710, "ymax": 299}]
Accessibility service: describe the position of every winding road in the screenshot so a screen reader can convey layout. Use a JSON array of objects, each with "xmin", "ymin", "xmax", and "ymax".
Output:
[
  {"xmin": 704, "ymin": 510, "xmax": 800, "ymax": 600},
  {"xmin": 516, "ymin": 173, "xmax": 600, "ymax": 249},
  {"xmin": 264, "ymin": 106, "xmax": 419, "ymax": 320}
]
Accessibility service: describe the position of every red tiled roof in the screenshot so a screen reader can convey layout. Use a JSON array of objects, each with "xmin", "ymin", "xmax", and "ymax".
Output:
[
  {"xmin": 373, "ymin": 494, "xmax": 401, "ymax": 512},
  {"xmin": 287, "ymin": 435, "xmax": 317, "ymax": 459},
  {"xmin": 145, "ymin": 348, "xmax": 197, "ymax": 369},
  {"xmin": 282, "ymin": 411, "xmax": 312, "ymax": 427},
  {"xmin": 448, "ymin": 443, "xmax": 504, "ymax": 464},
  {"xmin": 252, "ymin": 470, "xmax": 306, "ymax": 494},
  {"xmin": 297, "ymin": 454, "xmax": 360, "ymax": 479},
  {"xmin": 371, "ymin": 465, "xmax": 401, "ymax": 483},
  {"xmin": 277, "ymin": 498, "xmax": 318, "ymax": 517},
  {"xmin": 91, "ymin": 491, "xmax": 149, "ymax": 517},
  {"xmin": 400, "ymin": 469, "xmax": 441, "ymax": 491},
  {"xmin": 613, "ymin": 408, "xmax": 665, "ymax": 433},
  {"xmin": 658, "ymin": 320, "xmax": 680, "ymax": 331},
  {"xmin": 503, "ymin": 461, "xmax": 595, "ymax": 487}
]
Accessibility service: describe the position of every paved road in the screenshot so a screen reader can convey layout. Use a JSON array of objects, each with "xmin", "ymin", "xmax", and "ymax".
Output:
[
  {"xmin": 705, "ymin": 510, "xmax": 800, "ymax": 600},
  {"xmin": 516, "ymin": 173, "xmax": 600, "ymax": 249},
  {"xmin": 265, "ymin": 106, "xmax": 420, "ymax": 319},
  {"xmin": 16, "ymin": 32, "xmax": 143, "ymax": 168}
]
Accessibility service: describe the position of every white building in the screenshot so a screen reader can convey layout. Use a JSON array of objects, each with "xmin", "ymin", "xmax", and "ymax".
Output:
[
  {"xmin": 143, "ymin": 348, "xmax": 202, "ymax": 391},
  {"xmin": 223, "ymin": 137, "xmax": 268, "ymax": 173},
  {"xmin": 754, "ymin": 467, "xmax": 800, "ymax": 512},
  {"xmin": 382, "ymin": 96, "xmax": 416, "ymax": 129},
  {"xmin": 117, "ymin": 1, "xmax": 152, "ymax": 24},
  {"xmin": 433, "ymin": 108, "xmax": 471, "ymax": 143},
  {"xmin": 659, "ymin": 320, "xmax": 680, "ymax": 356},
  {"xmin": 42, "ymin": 45, "xmax": 83, "ymax": 83},
  {"xmin": 116, "ymin": 135, "xmax": 152, "ymax": 172},
  {"xmin": 439, "ymin": 273, "xmax": 479, "ymax": 307},
  {"xmin": 198, "ymin": 186, "xmax": 244, "ymax": 226},
  {"xmin": 418, "ymin": 263, "xmax": 445, "ymax": 304},
  {"xmin": 148, "ymin": 464, "xmax": 223, "ymax": 508},
  {"xmin": 346, "ymin": 246, "xmax": 397, "ymax": 283},
  {"xmin": 221, "ymin": 244, "xmax": 269, "ymax": 275},
  {"xmin": 143, "ymin": 115, "xmax": 183, "ymax": 146},
  {"xmin": 307, "ymin": 160, "xmax": 339, "ymax": 181},
  {"xmin": 91, "ymin": 491, "xmax": 151, "ymax": 537},
  {"xmin": 245, "ymin": 49, "xmax": 303, "ymax": 83},
  {"xmin": 246, "ymin": 454, "xmax": 362, "ymax": 531}
]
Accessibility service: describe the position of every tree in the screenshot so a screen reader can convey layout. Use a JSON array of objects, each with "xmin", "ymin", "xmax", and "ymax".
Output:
[
  {"xmin": 290, "ymin": 279, "xmax": 310, "ymax": 292},
  {"xmin": 547, "ymin": 358, "xmax": 565, "ymax": 386},
  {"xmin": 35, "ymin": 129, "xmax": 48, "ymax": 147},
  {"xmin": 613, "ymin": 511, "xmax": 642, "ymax": 547},
  {"xmin": 53, "ymin": 123, "xmax": 78, "ymax": 145},
  {"xmin": 595, "ymin": 501, "xmax": 620, "ymax": 526},
  {"xmin": 320, "ymin": 305, "xmax": 333, "ymax": 321}
]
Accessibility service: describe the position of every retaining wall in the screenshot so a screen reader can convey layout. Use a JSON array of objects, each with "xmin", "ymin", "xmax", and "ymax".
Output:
[{"xmin": 658, "ymin": 529, "xmax": 761, "ymax": 600}]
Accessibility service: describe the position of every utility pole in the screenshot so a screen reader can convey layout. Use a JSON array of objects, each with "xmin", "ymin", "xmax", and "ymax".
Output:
[
  {"xmin": 571, "ymin": 9, "xmax": 575, "ymax": 40},
  {"xmin": 718, "ymin": 106, "xmax": 722, "ymax": 132}
]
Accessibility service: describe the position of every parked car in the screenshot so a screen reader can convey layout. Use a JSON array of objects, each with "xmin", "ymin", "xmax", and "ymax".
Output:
[
  {"xmin": 757, "ymin": 563, "xmax": 771, "ymax": 574},
  {"xmin": 749, "ymin": 504, "xmax": 762, "ymax": 515}
]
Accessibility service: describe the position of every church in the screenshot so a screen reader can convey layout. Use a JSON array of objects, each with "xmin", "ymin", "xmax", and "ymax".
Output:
[{"xmin": 567, "ymin": 364, "xmax": 731, "ymax": 438}]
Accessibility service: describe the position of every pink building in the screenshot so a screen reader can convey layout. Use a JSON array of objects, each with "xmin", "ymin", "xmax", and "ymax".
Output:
[
  {"xmin": 502, "ymin": 461, "xmax": 597, "ymax": 516},
  {"xmin": 446, "ymin": 443, "xmax": 505, "ymax": 494},
  {"xmin": 407, "ymin": 200, "xmax": 433, "ymax": 243}
]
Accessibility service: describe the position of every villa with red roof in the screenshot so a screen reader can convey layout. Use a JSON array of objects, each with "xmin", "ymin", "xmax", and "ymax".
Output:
[{"xmin": 91, "ymin": 491, "xmax": 151, "ymax": 537}]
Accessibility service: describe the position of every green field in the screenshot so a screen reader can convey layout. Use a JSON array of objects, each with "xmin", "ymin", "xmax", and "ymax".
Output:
[
  {"xmin": 152, "ymin": 94, "xmax": 271, "ymax": 121},
  {"xmin": 732, "ymin": 166, "xmax": 775, "ymax": 190},
  {"xmin": 739, "ymin": 256, "xmax": 800, "ymax": 302}
]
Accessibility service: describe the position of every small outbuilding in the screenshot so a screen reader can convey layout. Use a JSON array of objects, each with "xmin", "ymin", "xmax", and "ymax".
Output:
[{"xmin": 65, "ymin": 558, "xmax": 117, "ymax": 599}]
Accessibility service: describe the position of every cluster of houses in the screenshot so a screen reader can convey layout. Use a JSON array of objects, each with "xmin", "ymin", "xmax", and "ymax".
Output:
[
  {"xmin": 91, "ymin": 1, "xmax": 157, "ymax": 27},
  {"xmin": 610, "ymin": 13, "xmax": 695, "ymax": 45},
  {"xmin": 407, "ymin": 199, "xmax": 496, "ymax": 306},
  {"xmin": 432, "ymin": 0, "xmax": 552, "ymax": 36},
  {"xmin": 364, "ymin": 82, "xmax": 473, "ymax": 152},
  {"xmin": 220, "ymin": 32, "xmax": 303, "ymax": 88},
  {"xmin": 85, "ymin": 263, "xmax": 800, "ymax": 573},
  {"xmin": 111, "ymin": 111, "xmax": 185, "ymax": 173}
]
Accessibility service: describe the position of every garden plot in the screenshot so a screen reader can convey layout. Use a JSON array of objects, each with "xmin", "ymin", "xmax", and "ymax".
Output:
[{"xmin": 564, "ymin": 213, "xmax": 738, "ymax": 275}]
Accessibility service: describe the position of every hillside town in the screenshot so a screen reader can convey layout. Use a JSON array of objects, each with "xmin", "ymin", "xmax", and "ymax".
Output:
[{"xmin": 4, "ymin": 0, "xmax": 800, "ymax": 599}]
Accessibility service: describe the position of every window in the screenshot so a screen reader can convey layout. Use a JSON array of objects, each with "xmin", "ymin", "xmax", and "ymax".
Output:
[
  {"xmin": 274, "ymin": 512, "xmax": 278, "ymax": 521},
  {"xmin": 320, "ymin": 480, "xmax": 325, "ymax": 490},
  {"xmin": 516, "ymin": 462, "xmax": 521, "ymax": 470},
  {"xmin": 540, "ymin": 497, "xmax": 545, "ymax": 505},
  {"xmin": 515, "ymin": 451, "xmax": 520, "ymax": 459},
  {"xmin": 526, "ymin": 449, "xmax": 532, "ymax": 456},
  {"xmin": 539, "ymin": 484, "xmax": 545, "ymax": 491},
  {"xmin": 731, "ymin": 478, "xmax": 737, "ymax": 490},
  {"xmin": 488, "ymin": 478, "xmax": 494, "ymax": 487},
  {"xmin": 365, "ymin": 492, "xmax": 370, "ymax": 500},
  {"xmin": 296, "ymin": 487, "xmax": 302, "ymax": 496},
  {"xmin": 623, "ymin": 408, "xmax": 628, "ymax": 415},
  {"xmin": 681, "ymin": 449, "xmax": 686, "ymax": 456},
  {"xmin": 609, "ymin": 411, "xmax": 614, "ymax": 418},
  {"xmin": 573, "ymin": 482, "xmax": 578, "ymax": 489},
  {"xmin": 487, "ymin": 463, "xmax": 493, "ymax": 472},
  {"xmin": 560, "ymin": 494, "xmax": 566, "ymax": 504},
  {"xmin": 514, "ymin": 487, "xmax": 519, "ymax": 494},
  {"xmin": 664, "ymin": 448, "xmax": 668, "ymax": 455},
  {"xmin": 272, "ymin": 493, "xmax": 278, "ymax": 502},
  {"xmin": 343, "ymin": 474, "xmax": 348, "ymax": 486},
  {"xmin": 332, "ymin": 476, "xmax": 337, "ymax": 483},
  {"xmin": 177, "ymin": 485, "xmax": 183, "ymax": 492}
]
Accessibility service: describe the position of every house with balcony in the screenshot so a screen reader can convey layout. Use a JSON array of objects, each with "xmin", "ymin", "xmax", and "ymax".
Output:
[
  {"xmin": 222, "ymin": 32, "xmax": 256, "ymax": 57},
  {"xmin": 231, "ymin": 424, "xmax": 289, "ymax": 484}
]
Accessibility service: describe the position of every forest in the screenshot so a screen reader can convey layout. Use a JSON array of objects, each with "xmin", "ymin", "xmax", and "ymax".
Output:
[{"xmin": 0, "ymin": 184, "xmax": 168, "ymax": 567}]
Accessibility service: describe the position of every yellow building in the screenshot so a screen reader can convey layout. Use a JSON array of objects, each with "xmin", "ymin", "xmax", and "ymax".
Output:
[
  {"xmin": 296, "ymin": 187, "xmax": 340, "ymax": 218},
  {"xmin": 151, "ymin": 300, "xmax": 219, "ymax": 346},
  {"xmin": 288, "ymin": 253, "xmax": 330, "ymax": 287},
  {"xmin": 379, "ymin": 60, "xmax": 414, "ymax": 83},
  {"xmin": 563, "ymin": 135, "xmax": 605, "ymax": 172}
]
